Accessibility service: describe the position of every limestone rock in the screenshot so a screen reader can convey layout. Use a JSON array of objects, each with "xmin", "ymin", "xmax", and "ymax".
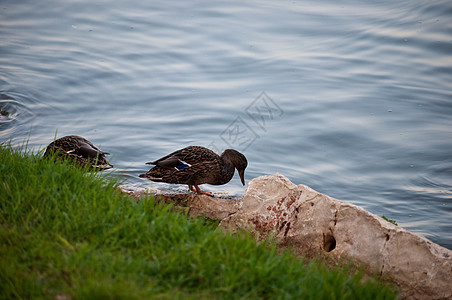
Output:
[
  {"xmin": 220, "ymin": 173, "xmax": 452, "ymax": 300},
  {"xmin": 118, "ymin": 186, "xmax": 241, "ymax": 220},
  {"xmin": 153, "ymin": 193, "xmax": 241, "ymax": 220},
  {"xmin": 183, "ymin": 194, "xmax": 242, "ymax": 219}
]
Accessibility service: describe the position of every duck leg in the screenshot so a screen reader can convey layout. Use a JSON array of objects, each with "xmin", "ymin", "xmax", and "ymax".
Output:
[{"xmin": 193, "ymin": 184, "xmax": 214, "ymax": 197}]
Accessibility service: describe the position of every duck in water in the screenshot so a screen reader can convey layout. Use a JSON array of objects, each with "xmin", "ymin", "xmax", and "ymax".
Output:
[{"xmin": 139, "ymin": 146, "xmax": 247, "ymax": 196}]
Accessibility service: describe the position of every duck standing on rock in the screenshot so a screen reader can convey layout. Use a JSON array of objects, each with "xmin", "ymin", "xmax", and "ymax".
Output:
[
  {"xmin": 43, "ymin": 135, "xmax": 113, "ymax": 170},
  {"xmin": 139, "ymin": 146, "xmax": 248, "ymax": 196}
]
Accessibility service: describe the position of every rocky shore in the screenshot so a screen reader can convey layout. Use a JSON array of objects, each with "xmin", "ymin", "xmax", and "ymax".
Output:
[{"xmin": 121, "ymin": 173, "xmax": 452, "ymax": 300}]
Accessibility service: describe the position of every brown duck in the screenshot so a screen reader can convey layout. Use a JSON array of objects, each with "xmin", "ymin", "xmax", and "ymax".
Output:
[
  {"xmin": 139, "ymin": 146, "xmax": 248, "ymax": 196},
  {"xmin": 43, "ymin": 135, "xmax": 113, "ymax": 170}
]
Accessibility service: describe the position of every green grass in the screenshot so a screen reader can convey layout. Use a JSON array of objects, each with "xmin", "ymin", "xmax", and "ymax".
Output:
[
  {"xmin": 0, "ymin": 143, "xmax": 398, "ymax": 299},
  {"xmin": 381, "ymin": 215, "xmax": 398, "ymax": 226}
]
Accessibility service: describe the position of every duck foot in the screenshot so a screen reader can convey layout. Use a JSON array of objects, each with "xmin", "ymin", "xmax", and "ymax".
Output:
[{"xmin": 188, "ymin": 185, "xmax": 214, "ymax": 197}]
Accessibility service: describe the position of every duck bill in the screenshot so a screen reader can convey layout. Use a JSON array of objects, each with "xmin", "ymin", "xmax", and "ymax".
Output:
[{"xmin": 238, "ymin": 170, "xmax": 245, "ymax": 186}]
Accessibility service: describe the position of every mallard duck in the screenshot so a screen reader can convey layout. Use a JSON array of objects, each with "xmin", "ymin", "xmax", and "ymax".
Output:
[
  {"xmin": 43, "ymin": 135, "xmax": 113, "ymax": 170},
  {"xmin": 139, "ymin": 146, "xmax": 248, "ymax": 196}
]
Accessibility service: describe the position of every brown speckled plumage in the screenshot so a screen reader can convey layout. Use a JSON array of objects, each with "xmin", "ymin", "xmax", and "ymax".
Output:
[
  {"xmin": 139, "ymin": 146, "xmax": 247, "ymax": 195},
  {"xmin": 43, "ymin": 135, "xmax": 113, "ymax": 170}
]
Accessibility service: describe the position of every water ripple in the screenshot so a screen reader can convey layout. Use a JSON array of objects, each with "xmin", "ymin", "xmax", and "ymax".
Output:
[{"xmin": 0, "ymin": 89, "xmax": 36, "ymax": 140}]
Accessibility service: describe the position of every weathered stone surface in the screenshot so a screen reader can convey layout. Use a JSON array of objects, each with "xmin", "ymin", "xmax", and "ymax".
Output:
[
  {"xmin": 183, "ymin": 194, "xmax": 242, "ymax": 219},
  {"xmin": 220, "ymin": 173, "xmax": 452, "ymax": 300},
  {"xmin": 118, "ymin": 186, "xmax": 241, "ymax": 220}
]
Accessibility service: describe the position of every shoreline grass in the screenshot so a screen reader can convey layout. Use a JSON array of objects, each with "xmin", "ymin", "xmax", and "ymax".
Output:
[{"xmin": 0, "ymin": 144, "xmax": 397, "ymax": 299}]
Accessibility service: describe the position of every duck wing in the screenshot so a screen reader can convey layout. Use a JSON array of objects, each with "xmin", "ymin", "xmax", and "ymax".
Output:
[
  {"xmin": 140, "ymin": 146, "xmax": 221, "ymax": 184},
  {"xmin": 146, "ymin": 146, "xmax": 219, "ymax": 169},
  {"xmin": 69, "ymin": 141, "xmax": 109, "ymax": 160},
  {"xmin": 140, "ymin": 159, "xmax": 219, "ymax": 185},
  {"xmin": 44, "ymin": 135, "xmax": 113, "ymax": 169}
]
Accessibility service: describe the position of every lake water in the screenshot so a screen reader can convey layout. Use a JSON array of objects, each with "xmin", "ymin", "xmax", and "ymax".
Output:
[{"xmin": 1, "ymin": 0, "xmax": 451, "ymax": 249}]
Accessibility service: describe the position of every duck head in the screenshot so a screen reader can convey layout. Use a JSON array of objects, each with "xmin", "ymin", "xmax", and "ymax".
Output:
[{"xmin": 222, "ymin": 149, "xmax": 248, "ymax": 185}]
